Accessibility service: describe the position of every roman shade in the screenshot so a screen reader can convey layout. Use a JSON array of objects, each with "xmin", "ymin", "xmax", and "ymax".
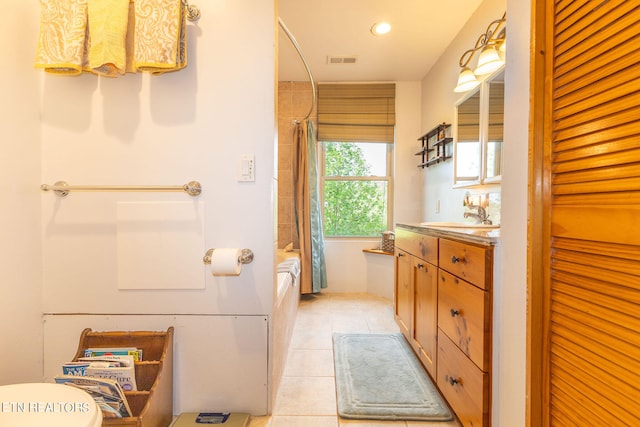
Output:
[
  {"xmin": 457, "ymin": 92, "xmax": 480, "ymax": 142},
  {"xmin": 488, "ymin": 81, "xmax": 504, "ymax": 141},
  {"xmin": 317, "ymin": 83, "xmax": 396, "ymax": 143},
  {"xmin": 457, "ymin": 85, "xmax": 502, "ymax": 142}
]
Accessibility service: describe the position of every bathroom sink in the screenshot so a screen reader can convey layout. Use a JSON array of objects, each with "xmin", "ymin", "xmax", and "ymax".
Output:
[{"xmin": 420, "ymin": 221, "xmax": 500, "ymax": 229}]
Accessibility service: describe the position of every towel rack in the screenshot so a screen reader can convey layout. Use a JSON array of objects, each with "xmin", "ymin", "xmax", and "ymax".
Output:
[
  {"xmin": 41, "ymin": 181, "xmax": 202, "ymax": 197},
  {"xmin": 127, "ymin": 0, "xmax": 199, "ymax": 21}
]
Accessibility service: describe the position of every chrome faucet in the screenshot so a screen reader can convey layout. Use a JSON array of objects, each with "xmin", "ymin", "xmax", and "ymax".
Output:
[{"xmin": 464, "ymin": 204, "xmax": 492, "ymax": 224}]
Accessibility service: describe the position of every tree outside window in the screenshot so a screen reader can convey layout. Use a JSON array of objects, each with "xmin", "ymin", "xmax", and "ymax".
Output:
[{"xmin": 322, "ymin": 141, "xmax": 392, "ymax": 237}]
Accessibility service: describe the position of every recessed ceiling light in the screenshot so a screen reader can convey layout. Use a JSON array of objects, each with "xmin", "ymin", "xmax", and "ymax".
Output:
[{"xmin": 370, "ymin": 22, "xmax": 391, "ymax": 36}]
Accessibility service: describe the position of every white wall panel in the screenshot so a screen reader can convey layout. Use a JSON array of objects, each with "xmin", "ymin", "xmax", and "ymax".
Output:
[
  {"xmin": 116, "ymin": 201, "xmax": 206, "ymax": 290},
  {"xmin": 43, "ymin": 314, "xmax": 269, "ymax": 415}
]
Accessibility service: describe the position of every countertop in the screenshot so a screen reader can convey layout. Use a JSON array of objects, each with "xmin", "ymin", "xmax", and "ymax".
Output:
[{"xmin": 395, "ymin": 222, "xmax": 500, "ymax": 246}]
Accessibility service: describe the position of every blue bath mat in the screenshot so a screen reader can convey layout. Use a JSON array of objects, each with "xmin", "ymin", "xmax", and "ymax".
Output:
[{"xmin": 332, "ymin": 333, "xmax": 453, "ymax": 421}]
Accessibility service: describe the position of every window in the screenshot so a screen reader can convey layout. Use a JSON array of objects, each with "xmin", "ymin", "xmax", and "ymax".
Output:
[
  {"xmin": 317, "ymin": 83, "xmax": 396, "ymax": 237},
  {"xmin": 320, "ymin": 141, "xmax": 393, "ymax": 237}
]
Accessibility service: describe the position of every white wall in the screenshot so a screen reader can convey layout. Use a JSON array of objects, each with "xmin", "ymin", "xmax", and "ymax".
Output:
[
  {"xmin": 323, "ymin": 81, "xmax": 422, "ymax": 296},
  {"xmin": 393, "ymin": 81, "xmax": 424, "ymax": 224},
  {"xmin": 498, "ymin": 0, "xmax": 530, "ymax": 425},
  {"xmin": 40, "ymin": 2, "xmax": 276, "ymax": 317},
  {"xmin": 0, "ymin": 1, "xmax": 44, "ymax": 385},
  {"xmin": 8, "ymin": 0, "xmax": 277, "ymax": 416},
  {"xmin": 324, "ymin": 240, "xmax": 393, "ymax": 299},
  {"xmin": 420, "ymin": 0, "xmax": 528, "ymax": 425}
]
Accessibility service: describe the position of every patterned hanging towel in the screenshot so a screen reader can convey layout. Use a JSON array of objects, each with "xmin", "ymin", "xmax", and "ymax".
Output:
[
  {"xmin": 35, "ymin": 0, "xmax": 90, "ymax": 75},
  {"xmin": 133, "ymin": 0, "xmax": 187, "ymax": 74},
  {"xmin": 87, "ymin": 0, "xmax": 130, "ymax": 77}
]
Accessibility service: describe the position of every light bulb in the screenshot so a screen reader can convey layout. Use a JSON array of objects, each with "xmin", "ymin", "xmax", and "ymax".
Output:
[
  {"xmin": 454, "ymin": 67, "xmax": 480, "ymax": 93},
  {"xmin": 474, "ymin": 45, "xmax": 504, "ymax": 75},
  {"xmin": 371, "ymin": 22, "xmax": 391, "ymax": 36}
]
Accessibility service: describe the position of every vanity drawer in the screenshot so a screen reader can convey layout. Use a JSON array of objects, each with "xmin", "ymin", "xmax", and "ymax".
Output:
[
  {"xmin": 438, "ymin": 269, "xmax": 490, "ymax": 371},
  {"xmin": 437, "ymin": 332, "xmax": 489, "ymax": 427},
  {"xmin": 395, "ymin": 228, "xmax": 438, "ymax": 264},
  {"xmin": 439, "ymin": 239, "xmax": 491, "ymax": 290}
]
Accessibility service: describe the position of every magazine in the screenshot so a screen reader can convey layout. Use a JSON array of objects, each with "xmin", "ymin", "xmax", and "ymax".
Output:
[
  {"xmin": 61, "ymin": 361, "xmax": 93, "ymax": 376},
  {"xmin": 54, "ymin": 375, "xmax": 132, "ymax": 419},
  {"xmin": 64, "ymin": 355, "xmax": 137, "ymax": 391},
  {"xmin": 83, "ymin": 347, "xmax": 143, "ymax": 361}
]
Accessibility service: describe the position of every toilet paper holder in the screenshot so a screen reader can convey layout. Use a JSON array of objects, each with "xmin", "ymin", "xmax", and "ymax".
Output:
[{"xmin": 203, "ymin": 248, "xmax": 254, "ymax": 265}]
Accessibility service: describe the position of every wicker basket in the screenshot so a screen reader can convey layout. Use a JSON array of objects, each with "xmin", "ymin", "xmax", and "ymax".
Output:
[{"xmin": 381, "ymin": 231, "xmax": 395, "ymax": 253}]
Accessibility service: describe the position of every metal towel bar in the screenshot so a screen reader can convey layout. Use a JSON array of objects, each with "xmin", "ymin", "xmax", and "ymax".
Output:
[
  {"xmin": 41, "ymin": 181, "xmax": 202, "ymax": 197},
  {"xmin": 127, "ymin": 0, "xmax": 200, "ymax": 21}
]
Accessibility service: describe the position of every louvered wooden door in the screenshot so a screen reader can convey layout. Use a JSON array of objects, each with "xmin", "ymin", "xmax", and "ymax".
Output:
[{"xmin": 541, "ymin": 1, "xmax": 640, "ymax": 424}]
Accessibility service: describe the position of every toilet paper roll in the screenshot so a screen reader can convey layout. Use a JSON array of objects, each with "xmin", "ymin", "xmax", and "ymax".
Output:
[{"xmin": 209, "ymin": 248, "xmax": 242, "ymax": 276}]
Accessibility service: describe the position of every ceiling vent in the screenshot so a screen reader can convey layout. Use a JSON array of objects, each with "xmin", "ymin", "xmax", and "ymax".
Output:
[{"xmin": 327, "ymin": 55, "xmax": 358, "ymax": 64}]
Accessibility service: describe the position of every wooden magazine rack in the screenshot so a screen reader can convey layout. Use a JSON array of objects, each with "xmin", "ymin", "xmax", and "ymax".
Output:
[{"xmin": 72, "ymin": 327, "xmax": 174, "ymax": 427}]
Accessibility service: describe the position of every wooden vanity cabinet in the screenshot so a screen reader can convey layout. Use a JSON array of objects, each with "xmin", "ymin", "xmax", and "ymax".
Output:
[
  {"xmin": 413, "ymin": 256, "xmax": 438, "ymax": 379},
  {"xmin": 437, "ymin": 239, "xmax": 493, "ymax": 427},
  {"xmin": 438, "ymin": 269, "xmax": 490, "ymax": 370},
  {"xmin": 439, "ymin": 239, "xmax": 491, "ymax": 290},
  {"xmin": 437, "ymin": 333, "xmax": 489, "ymax": 427},
  {"xmin": 394, "ymin": 229, "xmax": 438, "ymax": 378},
  {"xmin": 394, "ymin": 225, "xmax": 494, "ymax": 427},
  {"xmin": 394, "ymin": 248, "xmax": 413, "ymax": 338}
]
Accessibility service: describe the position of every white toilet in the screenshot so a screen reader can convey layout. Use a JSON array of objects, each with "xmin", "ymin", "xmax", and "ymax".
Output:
[{"xmin": 0, "ymin": 383, "xmax": 102, "ymax": 427}]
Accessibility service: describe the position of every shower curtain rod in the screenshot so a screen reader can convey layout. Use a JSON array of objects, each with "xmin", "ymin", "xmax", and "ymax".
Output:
[{"xmin": 278, "ymin": 17, "xmax": 316, "ymax": 123}]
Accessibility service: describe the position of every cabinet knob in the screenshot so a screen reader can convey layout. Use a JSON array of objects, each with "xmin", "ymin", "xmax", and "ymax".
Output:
[
  {"xmin": 398, "ymin": 252, "xmax": 404, "ymax": 257},
  {"xmin": 450, "ymin": 308, "xmax": 460, "ymax": 317},
  {"xmin": 451, "ymin": 255, "xmax": 464, "ymax": 264},
  {"xmin": 417, "ymin": 263, "xmax": 424, "ymax": 270},
  {"xmin": 448, "ymin": 376, "xmax": 460, "ymax": 386}
]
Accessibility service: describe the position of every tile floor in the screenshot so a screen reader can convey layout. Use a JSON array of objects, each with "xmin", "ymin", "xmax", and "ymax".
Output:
[{"xmin": 248, "ymin": 292, "xmax": 461, "ymax": 427}]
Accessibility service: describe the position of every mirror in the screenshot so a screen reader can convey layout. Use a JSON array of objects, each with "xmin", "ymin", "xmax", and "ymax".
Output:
[
  {"xmin": 454, "ymin": 89, "xmax": 480, "ymax": 185},
  {"xmin": 485, "ymin": 70, "xmax": 504, "ymax": 181},
  {"xmin": 454, "ymin": 67, "xmax": 504, "ymax": 187}
]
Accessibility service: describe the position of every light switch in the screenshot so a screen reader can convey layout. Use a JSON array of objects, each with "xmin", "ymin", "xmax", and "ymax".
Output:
[{"xmin": 238, "ymin": 154, "xmax": 255, "ymax": 182}]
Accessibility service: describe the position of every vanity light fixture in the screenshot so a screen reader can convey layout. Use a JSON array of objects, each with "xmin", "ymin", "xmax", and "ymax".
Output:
[
  {"xmin": 454, "ymin": 12, "xmax": 506, "ymax": 92},
  {"xmin": 370, "ymin": 21, "xmax": 392, "ymax": 36}
]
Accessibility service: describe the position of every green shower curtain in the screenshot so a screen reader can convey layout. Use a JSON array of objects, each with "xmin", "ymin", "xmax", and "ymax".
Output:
[{"xmin": 293, "ymin": 120, "xmax": 327, "ymax": 294}]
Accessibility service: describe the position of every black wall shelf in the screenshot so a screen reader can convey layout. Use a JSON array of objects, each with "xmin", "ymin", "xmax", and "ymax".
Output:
[{"xmin": 416, "ymin": 122, "xmax": 452, "ymax": 168}]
